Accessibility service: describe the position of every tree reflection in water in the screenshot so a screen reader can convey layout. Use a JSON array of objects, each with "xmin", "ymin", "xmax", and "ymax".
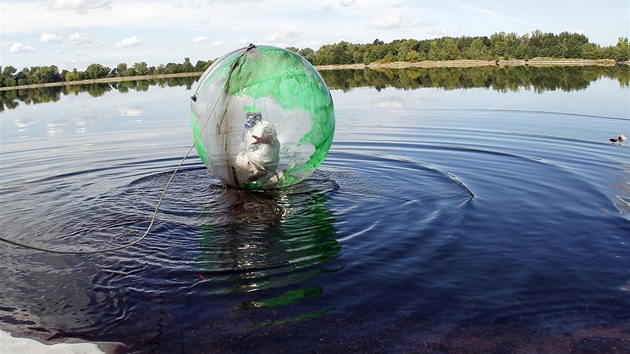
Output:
[
  {"xmin": 2, "ymin": 66, "xmax": 629, "ymax": 112},
  {"xmin": 320, "ymin": 65, "xmax": 630, "ymax": 92}
]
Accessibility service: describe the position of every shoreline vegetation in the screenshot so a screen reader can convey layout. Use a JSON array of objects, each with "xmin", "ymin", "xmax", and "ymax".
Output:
[
  {"xmin": 2, "ymin": 31, "xmax": 630, "ymax": 91},
  {"xmin": 0, "ymin": 58, "xmax": 625, "ymax": 91},
  {"xmin": 3, "ymin": 64, "xmax": 628, "ymax": 112}
]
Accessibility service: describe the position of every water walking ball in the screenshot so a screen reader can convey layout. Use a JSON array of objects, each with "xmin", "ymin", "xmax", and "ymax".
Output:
[{"xmin": 190, "ymin": 44, "xmax": 335, "ymax": 190}]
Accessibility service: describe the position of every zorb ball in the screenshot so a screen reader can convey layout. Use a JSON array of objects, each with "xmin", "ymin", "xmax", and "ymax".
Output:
[{"xmin": 190, "ymin": 44, "xmax": 335, "ymax": 190}]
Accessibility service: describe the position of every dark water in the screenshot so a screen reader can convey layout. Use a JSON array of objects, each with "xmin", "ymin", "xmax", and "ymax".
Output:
[{"xmin": 1, "ymin": 68, "xmax": 629, "ymax": 353}]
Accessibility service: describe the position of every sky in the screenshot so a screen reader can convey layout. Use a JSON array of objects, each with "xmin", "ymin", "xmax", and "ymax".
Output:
[{"xmin": 1, "ymin": 0, "xmax": 629, "ymax": 71}]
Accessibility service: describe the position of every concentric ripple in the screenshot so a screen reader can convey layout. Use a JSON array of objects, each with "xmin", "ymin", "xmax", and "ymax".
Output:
[{"xmin": 1, "ymin": 85, "xmax": 628, "ymax": 352}]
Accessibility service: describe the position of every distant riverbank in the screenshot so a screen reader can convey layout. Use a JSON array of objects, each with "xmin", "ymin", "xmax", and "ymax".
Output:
[
  {"xmin": 316, "ymin": 58, "xmax": 622, "ymax": 70},
  {"xmin": 1, "ymin": 58, "xmax": 625, "ymax": 91},
  {"xmin": 0, "ymin": 72, "xmax": 201, "ymax": 91}
]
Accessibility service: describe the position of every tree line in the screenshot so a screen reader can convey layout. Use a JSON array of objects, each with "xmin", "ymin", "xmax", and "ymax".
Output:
[
  {"xmin": 0, "ymin": 58, "xmax": 212, "ymax": 88},
  {"xmin": 3, "ymin": 65, "xmax": 628, "ymax": 112},
  {"xmin": 321, "ymin": 65, "xmax": 629, "ymax": 93},
  {"xmin": 298, "ymin": 31, "xmax": 629, "ymax": 65},
  {"xmin": 1, "ymin": 76, "xmax": 199, "ymax": 111},
  {"xmin": 2, "ymin": 30, "xmax": 629, "ymax": 88}
]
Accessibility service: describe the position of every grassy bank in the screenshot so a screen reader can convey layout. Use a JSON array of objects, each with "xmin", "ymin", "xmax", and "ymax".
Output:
[{"xmin": 317, "ymin": 58, "xmax": 621, "ymax": 70}]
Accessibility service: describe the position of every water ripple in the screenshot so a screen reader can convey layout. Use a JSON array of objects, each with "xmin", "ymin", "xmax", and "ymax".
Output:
[{"xmin": 1, "ymin": 102, "xmax": 628, "ymax": 352}]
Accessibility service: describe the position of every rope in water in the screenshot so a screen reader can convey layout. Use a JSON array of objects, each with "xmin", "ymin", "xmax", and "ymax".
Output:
[
  {"xmin": 0, "ymin": 44, "xmax": 256, "ymax": 254},
  {"xmin": 0, "ymin": 139, "xmax": 197, "ymax": 254}
]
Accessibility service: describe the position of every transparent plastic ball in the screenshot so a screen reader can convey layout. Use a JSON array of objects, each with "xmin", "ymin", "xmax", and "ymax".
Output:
[{"xmin": 190, "ymin": 44, "xmax": 335, "ymax": 190}]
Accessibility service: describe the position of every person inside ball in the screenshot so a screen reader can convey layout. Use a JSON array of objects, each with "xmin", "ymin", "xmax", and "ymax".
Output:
[{"xmin": 236, "ymin": 112, "xmax": 281, "ymax": 185}]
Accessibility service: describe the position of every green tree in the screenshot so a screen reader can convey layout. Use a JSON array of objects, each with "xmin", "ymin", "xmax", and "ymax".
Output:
[
  {"xmin": 122, "ymin": 67, "xmax": 137, "ymax": 76},
  {"xmin": 463, "ymin": 37, "xmax": 490, "ymax": 59},
  {"xmin": 15, "ymin": 67, "xmax": 33, "ymax": 85},
  {"xmin": 154, "ymin": 64, "xmax": 168, "ymax": 74},
  {"xmin": 338, "ymin": 41, "xmax": 355, "ymax": 64},
  {"xmin": 514, "ymin": 43, "xmax": 532, "ymax": 60},
  {"xmin": 503, "ymin": 32, "xmax": 520, "ymax": 59},
  {"xmin": 85, "ymin": 63, "xmax": 110, "ymax": 79},
  {"xmin": 558, "ymin": 32, "xmax": 588, "ymax": 58},
  {"xmin": 2, "ymin": 66, "xmax": 17, "ymax": 77},
  {"xmin": 405, "ymin": 50, "xmax": 421, "ymax": 62},
  {"xmin": 133, "ymin": 62, "xmax": 150, "ymax": 76},
  {"xmin": 1, "ymin": 66, "xmax": 17, "ymax": 87},
  {"xmin": 581, "ymin": 43, "xmax": 602, "ymax": 59},
  {"xmin": 427, "ymin": 39, "xmax": 440, "ymax": 60},
  {"xmin": 427, "ymin": 38, "xmax": 460, "ymax": 60},
  {"xmin": 490, "ymin": 32, "xmax": 508, "ymax": 58},
  {"xmin": 182, "ymin": 58, "xmax": 194, "ymax": 72},
  {"xmin": 194, "ymin": 60, "xmax": 211, "ymax": 72},
  {"xmin": 65, "ymin": 70, "xmax": 76, "ymax": 82},
  {"xmin": 613, "ymin": 37, "xmax": 630, "ymax": 61},
  {"xmin": 298, "ymin": 48, "xmax": 316, "ymax": 63},
  {"xmin": 166, "ymin": 62, "xmax": 182, "ymax": 73},
  {"xmin": 313, "ymin": 44, "xmax": 333, "ymax": 65},
  {"xmin": 349, "ymin": 43, "xmax": 367, "ymax": 64},
  {"xmin": 363, "ymin": 39, "xmax": 389, "ymax": 64},
  {"xmin": 65, "ymin": 68, "xmax": 85, "ymax": 81},
  {"xmin": 34, "ymin": 65, "xmax": 62, "ymax": 83},
  {"xmin": 394, "ymin": 39, "xmax": 419, "ymax": 62},
  {"xmin": 113, "ymin": 63, "xmax": 128, "ymax": 77}
]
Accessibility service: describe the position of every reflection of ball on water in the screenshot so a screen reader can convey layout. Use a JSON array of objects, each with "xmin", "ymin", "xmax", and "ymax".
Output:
[{"xmin": 190, "ymin": 44, "xmax": 335, "ymax": 189}]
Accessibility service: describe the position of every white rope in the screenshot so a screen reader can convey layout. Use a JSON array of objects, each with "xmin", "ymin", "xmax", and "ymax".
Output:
[
  {"xmin": 0, "ymin": 104, "xmax": 211, "ymax": 254},
  {"xmin": 0, "ymin": 45, "xmax": 256, "ymax": 254}
]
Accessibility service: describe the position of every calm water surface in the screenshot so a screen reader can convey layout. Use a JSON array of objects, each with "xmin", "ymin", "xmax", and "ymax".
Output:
[{"xmin": 1, "ymin": 68, "xmax": 629, "ymax": 353}]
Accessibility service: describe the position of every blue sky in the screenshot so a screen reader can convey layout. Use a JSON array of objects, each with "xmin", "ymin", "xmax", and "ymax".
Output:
[{"xmin": 1, "ymin": 0, "xmax": 629, "ymax": 71}]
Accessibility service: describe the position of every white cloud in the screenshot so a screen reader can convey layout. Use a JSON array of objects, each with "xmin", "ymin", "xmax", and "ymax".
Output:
[
  {"xmin": 367, "ymin": 14, "xmax": 430, "ymax": 29},
  {"xmin": 265, "ymin": 24, "xmax": 301, "ymax": 44},
  {"xmin": 38, "ymin": 33, "xmax": 63, "ymax": 43},
  {"xmin": 9, "ymin": 43, "xmax": 36, "ymax": 54},
  {"xmin": 74, "ymin": 49, "xmax": 87, "ymax": 56},
  {"xmin": 368, "ymin": 14, "xmax": 402, "ymax": 29},
  {"xmin": 47, "ymin": 0, "xmax": 111, "ymax": 15},
  {"xmin": 113, "ymin": 36, "xmax": 141, "ymax": 48},
  {"xmin": 193, "ymin": 36, "xmax": 208, "ymax": 43},
  {"xmin": 1, "ymin": 0, "xmax": 623, "ymax": 72},
  {"xmin": 66, "ymin": 32, "xmax": 101, "ymax": 46}
]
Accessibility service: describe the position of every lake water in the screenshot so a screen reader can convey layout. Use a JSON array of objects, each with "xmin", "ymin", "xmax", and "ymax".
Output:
[{"xmin": 1, "ymin": 67, "xmax": 629, "ymax": 353}]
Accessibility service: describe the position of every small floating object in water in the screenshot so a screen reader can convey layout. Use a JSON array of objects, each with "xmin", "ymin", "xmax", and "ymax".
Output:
[
  {"xmin": 190, "ymin": 44, "xmax": 335, "ymax": 190},
  {"xmin": 609, "ymin": 134, "xmax": 627, "ymax": 143}
]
